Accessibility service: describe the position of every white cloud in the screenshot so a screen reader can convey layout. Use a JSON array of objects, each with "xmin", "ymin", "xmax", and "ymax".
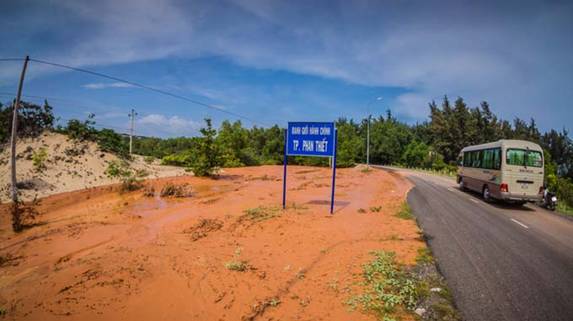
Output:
[
  {"xmin": 82, "ymin": 82, "xmax": 134, "ymax": 89},
  {"xmin": 1, "ymin": 0, "xmax": 572, "ymax": 130},
  {"xmin": 137, "ymin": 114, "xmax": 201, "ymax": 136}
]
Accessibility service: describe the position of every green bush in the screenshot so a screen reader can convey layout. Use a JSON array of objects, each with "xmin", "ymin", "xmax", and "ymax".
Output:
[
  {"xmin": 105, "ymin": 160, "xmax": 145, "ymax": 192},
  {"xmin": 347, "ymin": 251, "xmax": 418, "ymax": 320},
  {"xmin": 0, "ymin": 100, "xmax": 54, "ymax": 144},
  {"xmin": 32, "ymin": 147, "xmax": 48, "ymax": 172},
  {"xmin": 189, "ymin": 119, "xmax": 222, "ymax": 176},
  {"xmin": 97, "ymin": 128, "xmax": 129, "ymax": 159},
  {"xmin": 555, "ymin": 177, "xmax": 573, "ymax": 214},
  {"xmin": 64, "ymin": 114, "xmax": 97, "ymax": 141}
]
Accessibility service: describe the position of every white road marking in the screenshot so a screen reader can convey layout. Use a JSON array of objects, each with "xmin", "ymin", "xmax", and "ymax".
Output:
[
  {"xmin": 469, "ymin": 199, "xmax": 480, "ymax": 204},
  {"xmin": 511, "ymin": 218, "xmax": 529, "ymax": 229}
]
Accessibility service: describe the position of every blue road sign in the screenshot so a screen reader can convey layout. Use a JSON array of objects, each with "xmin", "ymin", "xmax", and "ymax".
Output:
[
  {"xmin": 283, "ymin": 122, "xmax": 338, "ymax": 214},
  {"xmin": 287, "ymin": 122, "xmax": 335, "ymax": 157}
]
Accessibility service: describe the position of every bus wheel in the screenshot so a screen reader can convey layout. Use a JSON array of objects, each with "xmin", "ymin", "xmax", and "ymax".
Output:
[{"xmin": 483, "ymin": 185, "xmax": 492, "ymax": 202}]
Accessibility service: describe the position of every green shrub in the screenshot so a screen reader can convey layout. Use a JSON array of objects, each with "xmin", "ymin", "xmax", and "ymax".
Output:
[
  {"xmin": 64, "ymin": 114, "xmax": 97, "ymax": 141},
  {"xmin": 555, "ymin": 177, "xmax": 573, "ymax": 215},
  {"xmin": 97, "ymin": 128, "xmax": 129, "ymax": 159},
  {"xmin": 105, "ymin": 160, "xmax": 144, "ymax": 192},
  {"xmin": 347, "ymin": 251, "xmax": 418, "ymax": 319},
  {"xmin": 190, "ymin": 119, "xmax": 222, "ymax": 176},
  {"xmin": 32, "ymin": 147, "xmax": 48, "ymax": 172}
]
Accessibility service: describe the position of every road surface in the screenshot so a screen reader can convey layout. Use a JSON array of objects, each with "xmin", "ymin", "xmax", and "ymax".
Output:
[{"xmin": 377, "ymin": 167, "xmax": 573, "ymax": 321}]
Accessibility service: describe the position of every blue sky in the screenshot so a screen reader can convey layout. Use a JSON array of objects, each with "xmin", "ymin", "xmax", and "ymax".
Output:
[{"xmin": 1, "ymin": 0, "xmax": 572, "ymax": 137}]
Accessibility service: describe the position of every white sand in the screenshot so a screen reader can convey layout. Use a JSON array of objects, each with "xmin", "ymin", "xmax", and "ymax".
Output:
[{"xmin": 0, "ymin": 132, "xmax": 187, "ymax": 203}]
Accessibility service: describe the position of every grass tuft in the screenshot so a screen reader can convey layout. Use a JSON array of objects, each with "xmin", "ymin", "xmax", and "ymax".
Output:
[
  {"xmin": 370, "ymin": 206, "xmax": 382, "ymax": 213},
  {"xmin": 416, "ymin": 247, "xmax": 434, "ymax": 265},
  {"xmin": 225, "ymin": 260, "xmax": 249, "ymax": 272},
  {"xmin": 160, "ymin": 183, "xmax": 193, "ymax": 198},
  {"xmin": 347, "ymin": 251, "xmax": 418, "ymax": 320},
  {"xmin": 242, "ymin": 206, "xmax": 281, "ymax": 222},
  {"xmin": 395, "ymin": 202, "xmax": 414, "ymax": 220}
]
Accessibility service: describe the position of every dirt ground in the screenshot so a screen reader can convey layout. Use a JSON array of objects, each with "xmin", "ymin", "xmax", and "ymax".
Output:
[{"xmin": 0, "ymin": 165, "xmax": 424, "ymax": 321}]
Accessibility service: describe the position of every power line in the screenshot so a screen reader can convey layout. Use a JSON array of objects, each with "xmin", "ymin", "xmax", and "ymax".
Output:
[
  {"xmin": 29, "ymin": 58, "xmax": 268, "ymax": 127},
  {"xmin": 0, "ymin": 93, "xmax": 183, "ymax": 137}
]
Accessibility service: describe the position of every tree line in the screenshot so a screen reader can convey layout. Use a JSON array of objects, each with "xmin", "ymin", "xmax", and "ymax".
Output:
[{"xmin": 1, "ymin": 96, "xmax": 572, "ymax": 212}]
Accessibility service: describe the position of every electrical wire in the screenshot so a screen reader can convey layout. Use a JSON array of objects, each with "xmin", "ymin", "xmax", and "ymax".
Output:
[{"xmin": 29, "ymin": 58, "xmax": 268, "ymax": 127}]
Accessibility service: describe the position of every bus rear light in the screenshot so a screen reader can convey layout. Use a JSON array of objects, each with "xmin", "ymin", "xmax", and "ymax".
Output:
[
  {"xmin": 539, "ymin": 186, "xmax": 545, "ymax": 194},
  {"xmin": 500, "ymin": 183, "xmax": 509, "ymax": 193}
]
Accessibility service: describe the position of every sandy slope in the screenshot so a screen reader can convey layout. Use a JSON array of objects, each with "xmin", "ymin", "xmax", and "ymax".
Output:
[
  {"xmin": 0, "ymin": 165, "xmax": 421, "ymax": 321},
  {"xmin": 0, "ymin": 132, "xmax": 186, "ymax": 203}
]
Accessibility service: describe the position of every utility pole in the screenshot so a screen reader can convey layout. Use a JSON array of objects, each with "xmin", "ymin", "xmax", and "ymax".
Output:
[
  {"xmin": 367, "ymin": 114, "xmax": 371, "ymax": 168},
  {"xmin": 10, "ymin": 55, "xmax": 30, "ymax": 232},
  {"xmin": 129, "ymin": 108, "xmax": 137, "ymax": 155},
  {"xmin": 366, "ymin": 97, "xmax": 382, "ymax": 169}
]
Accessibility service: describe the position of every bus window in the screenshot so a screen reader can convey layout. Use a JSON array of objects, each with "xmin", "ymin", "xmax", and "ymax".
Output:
[
  {"xmin": 493, "ymin": 148, "xmax": 501, "ymax": 170},
  {"xmin": 483, "ymin": 149, "xmax": 493, "ymax": 169},
  {"xmin": 526, "ymin": 150, "xmax": 543, "ymax": 167},
  {"xmin": 506, "ymin": 149, "xmax": 543, "ymax": 167},
  {"xmin": 463, "ymin": 152, "xmax": 471, "ymax": 167},
  {"xmin": 473, "ymin": 150, "xmax": 482, "ymax": 168}
]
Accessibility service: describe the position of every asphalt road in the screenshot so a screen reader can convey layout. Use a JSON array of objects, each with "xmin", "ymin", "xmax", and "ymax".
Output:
[{"xmin": 378, "ymin": 167, "xmax": 573, "ymax": 321}]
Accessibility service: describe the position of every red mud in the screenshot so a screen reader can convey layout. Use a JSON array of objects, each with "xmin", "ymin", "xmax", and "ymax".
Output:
[{"xmin": 0, "ymin": 165, "xmax": 422, "ymax": 321}]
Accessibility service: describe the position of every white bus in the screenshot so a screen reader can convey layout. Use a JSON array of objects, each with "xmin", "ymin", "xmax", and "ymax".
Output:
[{"xmin": 457, "ymin": 140, "xmax": 544, "ymax": 204}]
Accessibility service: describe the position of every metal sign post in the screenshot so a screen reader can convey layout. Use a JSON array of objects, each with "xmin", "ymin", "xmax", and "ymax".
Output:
[
  {"xmin": 283, "ymin": 128, "xmax": 288, "ymax": 209},
  {"xmin": 330, "ymin": 128, "xmax": 338, "ymax": 214},
  {"xmin": 283, "ymin": 122, "xmax": 337, "ymax": 214}
]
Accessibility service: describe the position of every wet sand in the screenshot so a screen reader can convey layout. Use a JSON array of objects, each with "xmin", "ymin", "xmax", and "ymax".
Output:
[{"xmin": 0, "ymin": 165, "xmax": 422, "ymax": 321}]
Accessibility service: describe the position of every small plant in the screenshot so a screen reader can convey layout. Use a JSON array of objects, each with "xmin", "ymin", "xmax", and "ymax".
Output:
[
  {"xmin": 370, "ymin": 206, "xmax": 382, "ymax": 213},
  {"xmin": 32, "ymin": 147, "xmax": 48, "ymax": 172},
  {"xmin": 268, "ymin": 297, "xmax": 281, "ymax": 307},
  {"xmin": 225, "ymin": 246, "xmax": 250, "ymax": 272},
  {"xmin": 160, "ymin": 183, "xmax": 193, "ymax": 198},
  {"xmin": 105, "ymin": 160, "xmax": 143, "ymax": 192},
  {"xmin": 395, "ymin": 202, "xmax": 414, "ymax": 220},
  {"xmin": 225, "ymin": 260, "xmax": 249, "ymax": 271},
  {"xmin": 357, "ymin": 208, "xmax": 367, "ymax": 214},
  {"xmin": 347, "ymin": 251, "xmax": 418, "ymax": 320},
  {"xmin": 416, "ymin": 247, "xmax": 434, "ymax": 264},
  {"xmin": 184, "ymin": 218, "xmax": 224, "ymax": 241},
  {"xmin": 241, "ymin": 206, "xmax": 281, "ymax": 222}
]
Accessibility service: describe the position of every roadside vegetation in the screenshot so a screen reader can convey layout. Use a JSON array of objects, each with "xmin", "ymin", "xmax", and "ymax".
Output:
[
  {"xmin": 395, "ymin": 202, "xmax": 414, "ymax": 220},
  {"xmin": 348, "ymin": 249, "xmax": 459, "ymax": 321},
  {"xmin": 1, "ymin": 96, "xmax": 572, "ymax": 212},
  {"xmin": 347, "ymin": 251, "xmax": 418, "ymax": 320},
  {"xmin": 104, "ymin": 160, "xmax": 148, "ymax": 192}
]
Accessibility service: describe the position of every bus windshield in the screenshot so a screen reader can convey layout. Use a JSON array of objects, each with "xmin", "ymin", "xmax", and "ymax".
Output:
[{"xmin": 506, "ymin": 149, "xmax": 543, "ymax": 167}]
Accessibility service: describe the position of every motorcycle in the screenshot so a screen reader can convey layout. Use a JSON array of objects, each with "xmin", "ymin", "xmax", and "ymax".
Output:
[{"xmin": 541, "ymin": 190, "xmax": 558, "ymax": 211}]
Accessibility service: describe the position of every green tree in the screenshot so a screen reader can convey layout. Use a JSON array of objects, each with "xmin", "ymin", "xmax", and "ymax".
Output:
[
  {"xmin": 190, "ymin": 118, "xmax": 222, "ymax": 176},
  {"xmin": 0, "ymin": 100, "xmax": 55, "ymax": 144}
]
